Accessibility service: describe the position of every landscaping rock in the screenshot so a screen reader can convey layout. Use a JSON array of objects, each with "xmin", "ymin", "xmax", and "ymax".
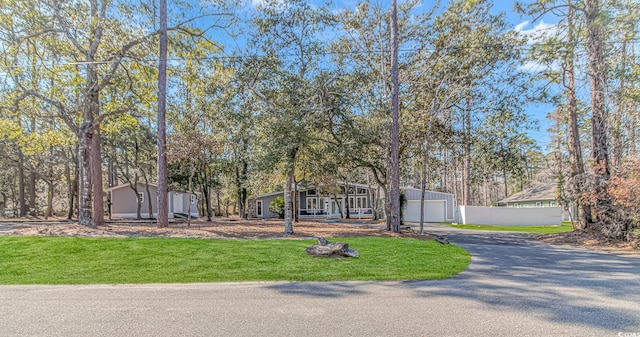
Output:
[{"xmin": 306, "ymin": 237, "xmax": 359, "ymax": 258}]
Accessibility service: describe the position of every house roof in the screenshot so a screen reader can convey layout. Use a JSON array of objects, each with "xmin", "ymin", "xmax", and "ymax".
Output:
[
  {"xmin": 106, "ymin": 183, "xmax": 157, "ymax": 192},
  {"xmin": 106, "ymin": 183, "xmax": 199, "ymax": 195},
  {"xmin": 497, "ymin": 183, "xmax": 557, "ymax": 203}
]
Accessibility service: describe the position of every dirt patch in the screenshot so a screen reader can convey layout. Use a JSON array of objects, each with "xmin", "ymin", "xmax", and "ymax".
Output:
[
  {"xmin": 538, "ymin": 228, "xmax": 640, "ymax": 256},
  {"xmin": 0, "ymin": 217, "xmax": 436, "ymax": 241}
]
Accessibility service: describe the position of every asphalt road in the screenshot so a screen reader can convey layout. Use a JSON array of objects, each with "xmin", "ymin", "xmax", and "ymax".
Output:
[{"xmin": 1, "ymin": 224, "xmax": 639, "ymax": 337}]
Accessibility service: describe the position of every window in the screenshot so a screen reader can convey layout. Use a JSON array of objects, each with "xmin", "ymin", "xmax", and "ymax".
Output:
[
  {"xmin": 357, "ymin": 188, "xmax": 367, "ymax": 195},
  {"xmin": 191, "ymin": 194, "xmax": 196, "ymax": 204},
  {"xmin": 256, "ymin": 201, "xmax": 263, "ymax": 216},
  {"xmin": 306, "ymin": 197, "xmax": 318, "ymax": 209},
  {"xmin": 138, "ymin": 192, "xmax": 144, "ymax": 203},
  {"xmin": 307, "ymin": 189, "xmax": 317, "ymax": 196},
  {"xmin": 535, "ymin": 202, "xmax": 542, "ymax": 207},
  {"xmin": 357, "ymin": 196, "xmax": 367, "ymax": 208},
  {"xmin": 349, "ymin": 197, "xmax": 355, "ymax": 209}
]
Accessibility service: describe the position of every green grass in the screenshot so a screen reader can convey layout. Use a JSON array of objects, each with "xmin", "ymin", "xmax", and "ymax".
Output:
[
  {"xmin": 0, "ymin": 236, "xmax": 470, "ymax": 284},
  {"xmin": 443, "ymin": 221, "xmax": 574, "ymax": 234}
]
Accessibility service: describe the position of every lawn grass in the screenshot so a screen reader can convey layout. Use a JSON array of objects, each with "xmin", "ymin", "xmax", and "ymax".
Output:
[
  {"xmin": 444, "ymin": 221, "xmax": 574, "ymax": 234},
  {"xmin": 0, "ymin": 236, "xmax": 470, "ymax": 284}
]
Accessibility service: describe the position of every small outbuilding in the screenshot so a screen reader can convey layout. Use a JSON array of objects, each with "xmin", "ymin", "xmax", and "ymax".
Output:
[
  {"xmin": 107, "ymin": 183, "xmax": 198, "ymax": 219},
  {"xmin": 402, "ymin": 187, "xmax": 455, "ymax": 223}
]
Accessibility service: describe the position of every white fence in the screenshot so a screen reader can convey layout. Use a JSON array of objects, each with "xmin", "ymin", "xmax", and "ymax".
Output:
[
  {"xmin": 455, "ymin": 206, "xmax": 562, "ymax": 226},
  {"xmin": 403, "ymin": 200, "xmax": 447, "ymax": 223}
]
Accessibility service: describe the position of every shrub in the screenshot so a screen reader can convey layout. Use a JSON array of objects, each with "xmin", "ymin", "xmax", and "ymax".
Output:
[{"xmin": 269, "ymin": 196, "xmax": 285, "ymax": 219}]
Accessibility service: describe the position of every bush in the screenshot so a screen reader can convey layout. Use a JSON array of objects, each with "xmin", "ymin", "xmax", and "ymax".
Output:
[{"xmin": 269, "ymin": 196, "xmax": 285, "ymax": 219}]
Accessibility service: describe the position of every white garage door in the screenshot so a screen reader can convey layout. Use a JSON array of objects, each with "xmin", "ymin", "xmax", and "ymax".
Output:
[{"xmin": 404, "ymin": 200, "xmax": 446, "ymax": 223}]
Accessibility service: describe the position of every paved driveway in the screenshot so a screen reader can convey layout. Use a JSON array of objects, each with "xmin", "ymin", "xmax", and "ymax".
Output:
[{"xmin": 1, "ymin": 224, "xmax": 639, "ymax": 336}]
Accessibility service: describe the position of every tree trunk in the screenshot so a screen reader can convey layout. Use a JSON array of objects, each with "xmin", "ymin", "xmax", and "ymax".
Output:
[
  {"xmin": 187, "ymin": 166, "xmax": 195, "ymax": 228},
  {"xmin": 463, "ymin": 97, "xmax": 472, "ymax": 206},
  {"xmin": 29, "ymin": 170, "xmax": 36, "ymax": 216},
  {"xmin": 344, "ymin": 180, "xmax": 350, "ymax": 219},
  {"xmin": 156, "ymin": 0, "xmax": 169, "ymax": 228},
  {"xmin": 205, "ymin": 186, "xmax": 212, "ymax": 221},
  {"xmin": 67, "ymin": 156, "xmax": 77, "ymax": 220},
  {"xmin": 293, "ymin": 177, "xmax": 299, "ymax": 222},
  {"xmin": 18, "ymin": 153, "xmax": 26, "ymax": 217},
  {"xmin": 78, "ymin": 126, "xmax": 93, "ymax": 226},
  {"xmin": 611, "ymin": 38, "xmax": 627, "ymax": 174},
  {"xmin": 91, "ymin": 125, "xmax": 104, "ymax": 226},
  {"xmin": 216, "ymin": 189, "xmax": 221, "ymax": 216},
  {"xmin": 333, "ymin": 194, "xmax": 344, "ymax": 219},
  {"xmin": 145, "ymin": 181, "xmax": 153, "ymax": 219},
  {"xmin": 284, "ymin": 172, "xmax": 294, "ymax": 234},
  {"xmin": 585, "ymin": 0, "xmax": 611, "ymax": 225},
  {"xmin": 367, "ymin": 173, "xmax": 378, "ymax": 221},
  {"xmin": 45, "ymin": 180, "xmax": 54, "ymax": 219},
  {"xmin": 565, "ymin": 3, "xmax": 592, "ymax": 225},
  {"xmin": 388, "ymin": 0, "xmax": 401, "ymax": 233}
]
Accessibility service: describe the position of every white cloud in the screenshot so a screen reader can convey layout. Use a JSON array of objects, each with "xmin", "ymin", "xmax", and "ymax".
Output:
[
  {"xmin": 517, "ymin": 20, "xmax": 561, "ymax": 44},
  {"xmin": 515, "ymin": 20, "xmax": 563, "ymax": 73}
]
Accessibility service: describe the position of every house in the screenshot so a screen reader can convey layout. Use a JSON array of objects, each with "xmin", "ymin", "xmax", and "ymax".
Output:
[
  {"xmin": 497, "ymin": 182, "xmax": 576, "ymax": 221},
  {"xmin": 107, "ymin": 183, "xmax": 198, "ymax": 219},
  {"xmin": 247, "ymin": 183, "xmax": 455, "ymax": 222},
  {"xmin": 497, "ymin": 183, "xmax": 558, "ymax": 208},
  {"xmin": 248, "ymin": 182, "xmax": 376, "ymax": 219}
]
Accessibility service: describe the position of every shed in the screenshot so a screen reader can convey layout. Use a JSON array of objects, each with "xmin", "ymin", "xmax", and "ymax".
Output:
[
  {"xmin": 403, "ymin": 187, "xmax": 455, "ymax": 223},
  {"xmin": 107, "ymin": 183, "xmax": 198, "ymax": 219}
]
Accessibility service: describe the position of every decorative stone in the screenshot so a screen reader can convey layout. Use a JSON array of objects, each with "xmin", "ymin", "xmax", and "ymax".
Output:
[{"xmin": 305, "ymin": 237, "xmax": 359, "ymax": 258}]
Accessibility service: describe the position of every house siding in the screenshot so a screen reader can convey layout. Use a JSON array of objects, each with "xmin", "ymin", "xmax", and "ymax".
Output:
[
  {"xmin": 253, "ymin": 194, "xmax": 281, "ymax": 218},
  {"xmin": 109, "ymin": 183, "xmax": 198, "ymax": 219},
  {"xmin": 110, "ymin": 183, "xmax": 157, "ymax": 217}
]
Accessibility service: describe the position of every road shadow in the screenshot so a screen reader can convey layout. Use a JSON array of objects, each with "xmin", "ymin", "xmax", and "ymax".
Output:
[
  {"xmin": 420, "ymin": 231, "xmax": 640, "ymax": 331},
  {"xmin": 267, "ymin": 282, "xmax": 369, "ymax": 298}
]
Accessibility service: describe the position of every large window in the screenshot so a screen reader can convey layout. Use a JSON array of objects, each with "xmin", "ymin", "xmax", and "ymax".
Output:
[
  {"xmin": 306, "ymin": 197, "xmax": 318, "ymax": 209},
  {"xmin": 256, "ymin": 201, "xmax": 263, "ymax": 216}
]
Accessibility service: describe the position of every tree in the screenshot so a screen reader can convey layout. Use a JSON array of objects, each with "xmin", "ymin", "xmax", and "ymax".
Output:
[{"xmin": 246, "ymin": 0, "xmax": 335, "ymax": 234}]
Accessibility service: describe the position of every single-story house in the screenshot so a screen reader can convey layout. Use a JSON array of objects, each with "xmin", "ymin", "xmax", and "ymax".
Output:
[
  {"xmin": 496, "ymin": 182, "xmax": 580, "ymax": 221},
  {"xmin": 248, "ymin": 182, "xmax": 376, "ymax": 219},
  {"xmin": 107, "ymin": 183, "xmax": 199, "ymax": 219},
  {"xmin": 497, "ymin": 183, "xmax": 558, "ymax": 208},
  {"xmin": 247, "ymin": 183, "xmax": 455, "ymax": 222}
]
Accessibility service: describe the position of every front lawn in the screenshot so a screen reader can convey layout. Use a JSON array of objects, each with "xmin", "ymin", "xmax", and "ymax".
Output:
[
  {"xmin": 0, "ymin": 236, "xmax": 470, "ymax": 284},
  {"xmin": 444, "ymin": 221, "xmax": 574, "ymax": 234}
]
